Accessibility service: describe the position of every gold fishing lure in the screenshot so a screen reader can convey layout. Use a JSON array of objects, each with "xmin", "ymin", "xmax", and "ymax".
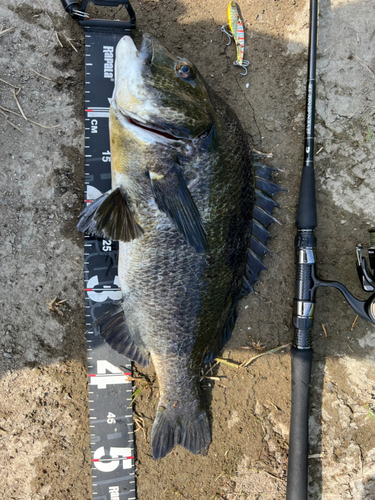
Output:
[{"xmin": 221, "ymin": 1, "xmax": 249, "ymax": 75}]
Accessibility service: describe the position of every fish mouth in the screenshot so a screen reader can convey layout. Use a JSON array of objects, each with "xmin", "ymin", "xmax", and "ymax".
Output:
[
  {"xmin": 128, "ymin": 117, "xmax": 183, "ymax": 141},
  {"xmin": 121, "ymin": 105, "xmax": 186, "ymax": 142},
  {"xmin": 113, "ymin": 101, "xmax": 186, "ymax": 146}
]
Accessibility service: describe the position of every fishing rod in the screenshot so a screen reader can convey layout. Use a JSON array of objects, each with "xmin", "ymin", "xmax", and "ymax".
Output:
[{"xmin": 286, "ymin": 0, "xmax": 375, "ymax": 499}]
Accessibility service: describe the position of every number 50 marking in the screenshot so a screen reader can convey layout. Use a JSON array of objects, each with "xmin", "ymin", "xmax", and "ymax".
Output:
[{"xmin": 93, "ymin": 446, "xmax": 133, "ymax": 472}]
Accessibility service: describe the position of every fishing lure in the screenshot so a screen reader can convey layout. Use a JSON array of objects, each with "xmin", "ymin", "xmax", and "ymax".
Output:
[{"xmin": 221, "ymin": 1, "xmax": 249, "ymax": 76}]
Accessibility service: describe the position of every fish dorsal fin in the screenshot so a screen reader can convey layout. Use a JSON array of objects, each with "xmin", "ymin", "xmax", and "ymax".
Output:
[
  {"xmin": 77, "ymin": 187, "xmax": 144, "ymax": 242},
  {"xmin": 241, "ymin": 162, "xmax": 284, "ymax": 295},
  {"xmin": 149, "ymin": 164, "xmax": 209, "ymax": 255}
]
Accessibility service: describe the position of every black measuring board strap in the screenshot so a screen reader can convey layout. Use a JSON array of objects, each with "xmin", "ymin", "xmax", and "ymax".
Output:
[{"xmin": 82, "ymin": 24, "xmax": 137, "ymax": 500}]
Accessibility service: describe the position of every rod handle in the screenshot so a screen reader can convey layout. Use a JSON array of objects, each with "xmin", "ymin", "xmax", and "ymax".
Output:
[
  {"xmin": 286, "ymin": 347, "xmax": 313, "ymax": 500},
  {"xmin": 296, "ymin": 164, "xmax": 317, "ymax": 230}
]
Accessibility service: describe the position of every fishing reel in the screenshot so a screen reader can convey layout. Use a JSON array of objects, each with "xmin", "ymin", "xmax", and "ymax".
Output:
[
  {"xmin": 293, "ymin": 228, "xmax": 375, "ymax": 350},
  {"xmin": 314, "ymin": 228, "xmax": 375, "ymax": 327}
]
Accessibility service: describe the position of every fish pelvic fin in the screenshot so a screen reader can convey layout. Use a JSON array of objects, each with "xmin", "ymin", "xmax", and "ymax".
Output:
[
  {"xmin": 149, "ymin": 164, "xmax": 209, "ymax": 255},
  {"xmin": 94, "ymin": 303, "xmax": 149, "ymax": 367},
  {"xmin": 151, "ymin": 404, "xmax": 211, "ymax": 460},
  {"xmin": 77, "ymin": 187, "xmax": 144, "ymax": 242}
]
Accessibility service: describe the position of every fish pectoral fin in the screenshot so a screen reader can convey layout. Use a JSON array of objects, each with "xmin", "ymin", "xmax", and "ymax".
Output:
[
  {"xmin": 149, "ymin": 166, "xmax": 209, "ymax": 255},
  {"xmin": 77, "ymin": 187, "xmax": 144, "ymax": 242},
  {"xmin": 94, "ymin": 303, "xmax": 150, "ymax": 367}
]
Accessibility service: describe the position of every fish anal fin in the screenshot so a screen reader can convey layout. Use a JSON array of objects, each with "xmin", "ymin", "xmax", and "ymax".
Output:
[
  {"xmin": 150, "ymin": 165, "xmax": 209, "ymax": 255},
  {"xmin": 77, "ymin": 187, "xmax": 144, "ymax": 242},
  {"xmin": 203, "ymin": 307, "xmax": 238, "ymax": 364},
  {"xmin": 94, "ymin": 304, "xmax": 149, "ymax": 368}
]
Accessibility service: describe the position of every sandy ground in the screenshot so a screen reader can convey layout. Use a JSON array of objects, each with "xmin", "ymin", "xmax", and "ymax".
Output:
[{"xmin": 1, "ymin": 0, "xmax": 375, "ymax": 499}]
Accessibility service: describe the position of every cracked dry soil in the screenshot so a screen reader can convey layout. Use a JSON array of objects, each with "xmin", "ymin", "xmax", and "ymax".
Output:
[{"xmin": 1, "ymin": 0, "xmax": 375, "ymax": 499}]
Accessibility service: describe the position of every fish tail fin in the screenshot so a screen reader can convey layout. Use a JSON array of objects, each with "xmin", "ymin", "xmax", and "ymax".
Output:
[{"xmin": 151, "ymin": 405, "xmax": 211, "ymax": 459}]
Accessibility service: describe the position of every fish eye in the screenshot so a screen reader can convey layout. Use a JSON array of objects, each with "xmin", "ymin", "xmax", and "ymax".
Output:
[{"xmin": 176, "ymin": 62, "xmax": 194, "ymax": 80}]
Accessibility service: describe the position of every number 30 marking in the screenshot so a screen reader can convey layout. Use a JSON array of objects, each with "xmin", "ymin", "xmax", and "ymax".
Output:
[{"xmin": 86, "ymin": 275, "xmax": 121, "ymax": 302}]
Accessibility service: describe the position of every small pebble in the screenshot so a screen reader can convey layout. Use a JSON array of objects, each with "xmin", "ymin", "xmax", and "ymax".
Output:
[{"xmin": 326, "ymin": 382, "xmax": 334, "ymax": 392}]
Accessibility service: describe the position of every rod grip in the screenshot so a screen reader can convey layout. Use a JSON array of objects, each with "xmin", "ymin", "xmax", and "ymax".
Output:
[
  {"xmin": 296, "ymin": 164, "xmax": 317, "ymax": 230},
  {"xmin": 286, "ymin": 347, "xmax": 313, "ymax": 500}
]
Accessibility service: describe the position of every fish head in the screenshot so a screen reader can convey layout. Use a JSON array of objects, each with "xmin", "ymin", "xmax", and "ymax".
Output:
[{"xmin": 112, "ymin": 33, "xmax": 214, "ymax": 144}]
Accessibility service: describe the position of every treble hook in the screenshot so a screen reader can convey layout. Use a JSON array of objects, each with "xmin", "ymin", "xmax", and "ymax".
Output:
[
  {"xmin": 221, "ymin": 25, "xmax": 233, "ymax": 46},
  {"xmin": 234, "ymin": 59, "xmax": 250, "ymax": 76}
]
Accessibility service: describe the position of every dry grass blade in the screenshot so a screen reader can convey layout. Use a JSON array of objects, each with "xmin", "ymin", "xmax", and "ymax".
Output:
[
  {"xmin": 0, "ymin": 105, "xmax": 23, "ymax": 118},
  {"xmin": 352, "ymin": 54, "xmax": 375, "ymax": 77},
  {"xmin": 321, "ymin": 323, "xmax": 328, "ymax": 338},
  {"xmin": 0, "ymin": 27, "xmax": 15, "ymax": 38},
  {"xmin": 200, "ymin": 360, "xmax": 219, "ymax": 381},
  {"xmin": 27, "ymin": 118, "xmax": 59, "ymax": 129},
  {"xmin": 351, "ymin": 315, "xmax": 359, "ymax": 332},
  {"xmin": 1, "ymin": 101, "xmax": 59, "ymax": 130},
  {"xmin": 215, "ymin": 357, "xmax": 241, "ymax": 369},
  {"xmin": 30, "ymin": 68, "xmax": 54, "ymax": 81},
  {"xmin": 134, "ymin": 412, "xmax": 147, "ymax": 440},
  {"xmin": 252, "ymin": 148, "xmax": 273, "ymax": 158},
  {"xmin": 0, "ymin": 77, "xmax": 20, "ymax": 91},
  {"xmin": 12, "ymin": 90, "xmax": 27, "ymax": 121},
  {"xmin": 0, "ymin": 109, "xmax": 22, "ymax": 132},
  {"xmin": 47, "ymin": 297, "xmax": 67, "ymax": 316},
  {"xmin": 240, "ymin": 343, "xmax": 291, "ymax": 368},
  {"xmin": 63, "ymin": 33, "xmax": 78, "ymax": 52},
  {"xmin": 55, "ymin": 31, "xmax": 63, "ymax": 48},
  {"xmin": 201, "ymin": 376, "xmax": 224, "ymax": 381}
]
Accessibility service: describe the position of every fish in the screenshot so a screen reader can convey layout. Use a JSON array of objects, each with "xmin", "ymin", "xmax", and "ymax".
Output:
[{"xmin": 77, "ymin": 33, "xmax": 281, "ymax": 459}]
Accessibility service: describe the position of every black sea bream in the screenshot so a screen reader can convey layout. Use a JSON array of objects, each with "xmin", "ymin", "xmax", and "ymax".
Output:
[{"xmin": 78, "ymin": 33, "xmax": 281, "ymax": 459}]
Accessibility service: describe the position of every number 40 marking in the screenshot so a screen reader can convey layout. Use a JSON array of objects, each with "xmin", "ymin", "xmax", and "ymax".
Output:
[{"xmin": 89, "ymin": 360, "xmax": 130, "ymax": 389}]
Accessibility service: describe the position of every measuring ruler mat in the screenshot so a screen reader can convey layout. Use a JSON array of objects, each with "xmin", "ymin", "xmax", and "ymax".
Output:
[{"xmin": 80, "ymin": 18, "xmax": 136, "ymax": 500}]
